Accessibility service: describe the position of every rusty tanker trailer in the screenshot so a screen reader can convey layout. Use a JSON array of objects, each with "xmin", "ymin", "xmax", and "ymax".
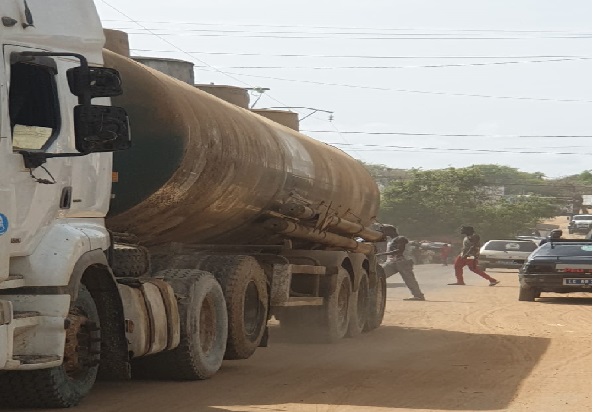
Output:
[
  {"xmin": 103, "ymin": 48, "xmax": 387, "ymax": 367},
  {"xmin": 104, "ymin": 51, "xmax": 380, "ymax": 249},
  {"xmin": 0, "ymin": 9, "xmax": 389, "ymax": 408}
]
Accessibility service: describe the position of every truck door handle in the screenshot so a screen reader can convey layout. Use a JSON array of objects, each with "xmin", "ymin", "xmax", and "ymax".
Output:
[{"xmin": 60, "ymin": 186, "xmax": 72, "ymax": 209}]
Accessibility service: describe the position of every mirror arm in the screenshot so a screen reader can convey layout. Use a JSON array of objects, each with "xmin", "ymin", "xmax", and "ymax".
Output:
[
  {"xmin": 19, "ymin": 150, "xmax": 87, "ymax": 169},
  {"xmin": 17, "ymin": 51, "xmax": 91, "ymax": 106}
]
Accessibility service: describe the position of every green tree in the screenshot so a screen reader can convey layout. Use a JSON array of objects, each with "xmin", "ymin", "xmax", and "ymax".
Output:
[{"xmin": 380, "ymin": 167, "xmax": 558, "ymax": 241}]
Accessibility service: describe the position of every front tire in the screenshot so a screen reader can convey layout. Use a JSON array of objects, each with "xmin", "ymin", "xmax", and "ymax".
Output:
[{"xmin": 0, "ymin": 285, "xmax": 101, "ymax": 408}]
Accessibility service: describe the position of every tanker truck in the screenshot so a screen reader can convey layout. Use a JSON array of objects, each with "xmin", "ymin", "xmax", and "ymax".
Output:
[{"xmin": 0, "ymin": 0, "xmax": 387, "ymax": 408}]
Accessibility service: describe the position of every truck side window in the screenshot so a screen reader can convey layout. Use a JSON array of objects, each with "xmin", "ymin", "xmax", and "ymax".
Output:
[{"xmin": 9, "ymin": 62, "xmax": 60, "ymax": 151}]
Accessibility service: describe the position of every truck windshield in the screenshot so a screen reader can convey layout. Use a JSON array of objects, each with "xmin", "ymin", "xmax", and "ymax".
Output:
[{"xmin": 573, "ymin": 216, "xmax": 592, "ymax": 220}]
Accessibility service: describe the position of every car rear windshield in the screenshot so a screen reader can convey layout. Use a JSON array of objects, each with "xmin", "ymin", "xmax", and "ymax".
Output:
[
  {"xmin": 484, "ymin": 241, "xmax": 538, "ymax": 252},
  {"xmin": 535, "ymin": 243, "xmax": 593, "ymax": 257},
  {"xmin": 573, "ymin": 216, "xmax": 592, "ymax": 221}
]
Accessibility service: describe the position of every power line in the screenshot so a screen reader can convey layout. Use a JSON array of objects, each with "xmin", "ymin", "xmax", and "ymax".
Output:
[
  {"xmin": 131, "ymin": 49, "xmax": 591, "ymax": 60},
  {"xmin": 205, "ymin": 71, "xmax": 591, "ymax": 103},
  {"xmin": 193, "ymin": 57, "xmax": 591, "ymax": 70},
  {"xmin": 117, "ymin": 30, "xmax": 592, "ymax": 41},
  {"xmin": 102, "ymin": 19, "xmax": 592, "ymax": 36},
  {"xmin": 98, "ymin": 1, "xmax": 310, "ymax": 118},
  {"xmin": 304, "ymin": 131, "xmax": 592, "ymax": 138},
  {"xmin": 326, "ymin": 142, "xmax": 591, "ymax": 156}
]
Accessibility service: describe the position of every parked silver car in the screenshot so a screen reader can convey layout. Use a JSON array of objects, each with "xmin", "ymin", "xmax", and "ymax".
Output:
[{"xmin": 478, "ymin": 240, "xmax": 538, "ymax": 269}]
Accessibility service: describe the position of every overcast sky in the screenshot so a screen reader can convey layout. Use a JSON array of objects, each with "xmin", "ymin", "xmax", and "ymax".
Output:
[{"xmin": 96, "ymin": 0, "xmax": 592, "ymax": 178}]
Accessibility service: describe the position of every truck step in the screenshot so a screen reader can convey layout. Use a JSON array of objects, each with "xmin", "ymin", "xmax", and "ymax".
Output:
[
  {"xmin": 275, "ymin": 297, "xmax": 324, "ymax": 307},
  {"xmin": 13, "ymin": 311, "xmax": 40, "ymax": 319},
  {"xmin": 12, "ymin": 355, "xmax": 61, "ymax": 365},
  {"xmin": 0, "ymin": 275, "xmax": 25, "ymax": 289},
  {"xmin": 12, "ymin": 311, "xmax": 41, "ymax": 328}
]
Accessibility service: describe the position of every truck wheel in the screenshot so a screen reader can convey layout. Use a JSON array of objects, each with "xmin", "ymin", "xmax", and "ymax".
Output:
[
  {"xmin": 195, "ymin": 256, "xmax": 268, "ymax": 360},
  {"xmin": 0, "ymin": 285, "xmax": 101, "ymax": 408},
  {"xmin": 346, "ymin": 271, "xmax": 369, "ymax": 337},
  {"xmin": 364, "ymin": 265, "xmax": 386, "ymax": 332},
  {"xmin": 320, "ymin": 268, "xmax": 352, "ymax": 343},
  {"xmin": 133, "ymin": 269, "xmax": 228, "ymax": 380},
  {"xmin": 518, "ymin": 286, "xmax": 537, "ymax": 302},
  {"xmin": 111, "ymin": 244, "xmax": 150, "ymax": 277}
]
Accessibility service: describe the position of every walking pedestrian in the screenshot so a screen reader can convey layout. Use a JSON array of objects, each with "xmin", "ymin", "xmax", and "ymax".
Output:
[
  {"xmin": 377, "ymin": 227, "xmax": 425, "ymax": 301},
  {"xmin": 440, "ymin": 243, "xmax": 452, "ymax": 266},
  {"xmin": 448, "ymin": 225, "xmax": 499, "ymax": 286}
]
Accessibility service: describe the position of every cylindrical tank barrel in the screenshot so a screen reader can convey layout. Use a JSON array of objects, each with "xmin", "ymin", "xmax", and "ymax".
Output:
[{"xmin": 104, "ymin": 50, "xmax": 380, "ymax": 246}]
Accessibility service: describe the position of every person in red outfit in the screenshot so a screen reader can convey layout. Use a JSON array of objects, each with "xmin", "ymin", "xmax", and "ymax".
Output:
[
  {"xmin": 440, "ymin": 243, "xmax": 452, "ymax": 266},
  {"xmin": 448, "ymin": 226, "xmax": 499, "ymax": 286}
]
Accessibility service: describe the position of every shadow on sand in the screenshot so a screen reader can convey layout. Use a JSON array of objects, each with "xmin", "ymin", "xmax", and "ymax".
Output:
[{"xmin": 70, "ymin": 325, "xmax": 551, "ymax": 412}]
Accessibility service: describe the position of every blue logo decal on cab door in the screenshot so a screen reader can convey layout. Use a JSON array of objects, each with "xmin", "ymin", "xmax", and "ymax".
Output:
[{"xmin": 0, "ymin": 214, "xmax": 8, "ymax": 235}]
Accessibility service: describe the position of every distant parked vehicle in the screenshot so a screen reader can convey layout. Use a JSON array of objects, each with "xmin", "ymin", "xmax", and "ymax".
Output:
[
  {"xmin": 518, "ymin": 239, "xmax": 592, "ymax": 302},
  {"xmin": 568, "ymin": 214, "xmax": 592, "ymax": 235},
  {"xmin": 478, "ymin": 240, "xmax": 538, "ymax": 270}
]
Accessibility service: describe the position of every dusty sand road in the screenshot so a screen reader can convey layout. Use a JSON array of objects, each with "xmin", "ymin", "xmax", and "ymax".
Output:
[{"xmin": 13, "ymin": 265, "xmax": 593, "ymax": 412}]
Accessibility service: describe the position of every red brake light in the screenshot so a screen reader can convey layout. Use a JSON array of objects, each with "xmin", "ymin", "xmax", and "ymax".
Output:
[{"xmin": 563, "ymin": 268, "xmax": 588, "ymax": 273}]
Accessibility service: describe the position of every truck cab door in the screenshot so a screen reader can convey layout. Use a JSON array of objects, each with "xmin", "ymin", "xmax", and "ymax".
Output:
[{"xmin": 1, "ymin": 45, "xmax": 75, "ymax": 258}]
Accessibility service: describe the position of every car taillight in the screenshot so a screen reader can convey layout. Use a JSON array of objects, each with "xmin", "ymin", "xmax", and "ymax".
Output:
[
  {"xmin": 563, "ymin": 268, "xmax": 591, "ymax": 274},
  {"xmin": 525, "ymin": 264, "xmax": 556, "ymax": 274}
]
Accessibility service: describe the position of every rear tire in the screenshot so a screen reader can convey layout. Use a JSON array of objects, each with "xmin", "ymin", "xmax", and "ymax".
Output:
[
  {"xmin": 321, "ymin": 268, "xmax": 352, "ymax": 342},
  {"xmin": 346, "ymin": 271, "xmax": 369, "ymax": 337},
  {"xmin": 519, "ymin": 286, "xmax": 537, "ymax": 302},
  {"xmin": 364, "ymin": 265, "xmax": 386, "ymax": 332},
  {"xmin": 194, "ymin": 255, "xmax": 268, "ymax": 360},
  {"xmin": 132, "ymin": 269, "xmax": 228, "ymax": 380},
  {"xmin": 0, "ymin": 285, "xmax": 101, "ymax": 408}
]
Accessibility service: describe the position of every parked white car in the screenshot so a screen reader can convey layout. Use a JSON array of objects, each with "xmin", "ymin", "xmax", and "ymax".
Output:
[
  {"xmin": 478, "ymin": 240, "xmax": 538, "ymax": 270},
  {"xmin": 568, "ymin": 214, "xmax": 592, "ymax": 235}
]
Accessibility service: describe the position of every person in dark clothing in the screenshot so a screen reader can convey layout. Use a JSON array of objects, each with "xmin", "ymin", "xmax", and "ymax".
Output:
[
  {"xmin": 539, "ymin": 229, "xmax": 563, "ymax": 246},
  {"xmin": 448, "ymin": 225, "xmax": 499, "ymax": 286},
  {"xmin": 377, "ymin": 227, "xmax": 425, "ymax": 301}
]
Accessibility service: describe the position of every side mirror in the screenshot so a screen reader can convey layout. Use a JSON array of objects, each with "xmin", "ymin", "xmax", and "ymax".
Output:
[
  {"xmin": 67, "ymin": 66, "xmax": 123, "ymax": 98},
  {"xmin": 74, "ymin": 105, "xmax": 131, "ymax": 153}
]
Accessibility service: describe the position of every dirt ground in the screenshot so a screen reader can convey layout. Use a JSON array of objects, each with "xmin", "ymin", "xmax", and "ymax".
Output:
[{"xmin": 39, "ymin": 264, "xmax": 588, "ymax": 412}]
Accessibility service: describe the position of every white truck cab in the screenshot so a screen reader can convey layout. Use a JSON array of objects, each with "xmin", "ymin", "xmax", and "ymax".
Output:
[{"xmin": 0, "ymin": 0, "xmax": 130, "ymax": 407}]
